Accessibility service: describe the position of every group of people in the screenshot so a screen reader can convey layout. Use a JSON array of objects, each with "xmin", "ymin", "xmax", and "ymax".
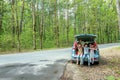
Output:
[{"xmin": 74, "ymin": 40, "xmax": 98, "ymax": 66}]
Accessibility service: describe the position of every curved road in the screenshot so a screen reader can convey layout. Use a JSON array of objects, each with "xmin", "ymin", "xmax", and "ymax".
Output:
[{"xmin": 0, "ymin": 43, "xmax": 120, "ymax": 80}]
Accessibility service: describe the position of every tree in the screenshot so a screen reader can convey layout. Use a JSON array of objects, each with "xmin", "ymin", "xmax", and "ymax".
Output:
[
  {"xmin": 32, "ymin": 0, "xmax": 36, "ymax": 50},
  {"xmin": 0, "ymin": 0, "xmax": 119, "ymax": 52},
  {"xmin": 73, "ymin": 0, "xmax": 77, "ymax": 35},
  {"xmin": 15, "ymin": 0, "xmax": 20, "ymax": 52},
  {"xmin": 54, "ymin": 0, "xmax": 59, "ymax": 47},
  {"xmin": 11, "ymin": 0, "xmax": 16, "ymax": 48},
  {"xmin": 0, "ymin": 0, "xmax": 4, "ymax": 34},
  {"xmin": 20, "ymin": 0, "xmax": 25, "ymax": 33},
  {"xmin": 66, "ymin": 0, "xmax": 69, "ymax": 46},
  {"xmin": 116, "ymin": 0, "xmax": 120, "ymax": 40},
  {"xmin": 39, "ymin": 0, "xmax": 44, "ymax": 49}
]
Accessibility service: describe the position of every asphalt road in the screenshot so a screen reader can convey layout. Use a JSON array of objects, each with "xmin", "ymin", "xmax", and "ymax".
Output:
[{"xmin": 0, "ymin": 43, "xmax": 120, "ymax": 80}]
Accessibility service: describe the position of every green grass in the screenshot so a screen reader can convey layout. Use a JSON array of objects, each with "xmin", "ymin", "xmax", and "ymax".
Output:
[
  {"xmin": 116, "ymin": 47, "xmax": 120, "ymax": 49},
  {"xmin": 0, "ymin": 46, "xmax": 71, "ymax": 55},
  {"xmin": 105, "ymin": 76, "xmax": 115, "ymax": 80},
  {"xmin": 105, "ymin": 76, "xmax": 120, "ymax": 80}
]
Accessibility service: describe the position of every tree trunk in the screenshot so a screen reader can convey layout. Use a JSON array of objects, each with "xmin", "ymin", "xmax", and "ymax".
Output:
[
  {"xmin": 32, "ymin": 1, "xmax": 36, "ymax": 50},
  {"xmin": 54, "ymin": 0, "xmax": 59, "ymax": 47},
  {"xmin": 11, "ymin": 0, "xmax": 16, "ymax": 48},
  {"xmin": 116, "ymin": 0, "xmax": 120, "ymax": 40},
  {"xmin": 0, "ymin": 1, "xmax": 3, "ymax": 34},
  {"xmin": 74, "ymin": 0, "xmax": 76, "ymax": 35},
  {"xmin": 15, "ymin": 0, "xmax": 20, "ymax": 52},
  {"xmin": 20, "ymin": 0, "xmax": 24, "ymax": 33},
  {"xmin": 74, "ymin": 12, "xmax": 76, "ymax": 35},
  {"xmin": 40, "ymin": 0, "xmax": 44, "ymax": 49},
  {"xmin": 57, "ymin": 0, "xmax": 59, "ymax": 47},
  {"xmin": 66, "ymin": 0, "xmax": 69, "ymax": 46}
]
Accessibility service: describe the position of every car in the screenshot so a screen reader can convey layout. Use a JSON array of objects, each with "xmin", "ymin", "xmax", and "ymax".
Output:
[{"xmin": 71, "ymin": 34, "xmax": 100, "ymax": 64}]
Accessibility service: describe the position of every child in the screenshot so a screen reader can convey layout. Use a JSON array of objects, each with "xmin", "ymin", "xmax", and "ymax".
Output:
[
  {"xmin": 89, "ymin": 44, "xmax": 96, "ymax": 64},
  {"xmin": 76, "ymin": 42, "xmax": 83, "ymax": 65},
  {"xmin": 84, "ymin": 43, "xmax": 89, "ymax": 54},
  {"xmin": 83, "ymin": 43, "xmax": 90, "ymax": 66}
]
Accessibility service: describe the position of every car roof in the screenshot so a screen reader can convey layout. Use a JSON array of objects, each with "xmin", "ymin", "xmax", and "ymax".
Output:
[{"xmin": 75, "ymin": 34, "xmax": 97, "ymax": 42}]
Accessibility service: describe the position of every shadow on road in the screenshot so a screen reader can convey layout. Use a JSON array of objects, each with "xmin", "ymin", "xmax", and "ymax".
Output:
[{"xmin": 0, "ymin": 59, "xmax": 68, "ymax": 80}]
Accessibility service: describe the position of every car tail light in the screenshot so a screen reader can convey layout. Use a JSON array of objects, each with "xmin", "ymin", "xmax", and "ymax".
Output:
[{"xmin": 72, "ymin": 47, "xmax": 76, "ymax": 49}]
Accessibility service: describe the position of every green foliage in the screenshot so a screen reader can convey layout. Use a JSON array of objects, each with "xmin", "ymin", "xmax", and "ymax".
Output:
[
  {"xmin": 105, "ymin": 76, "xmax": 115, "ymax": 80},
  {"xmin": 0, "ymin": 34, "xmax": 17, "ymax": 51},
  {"xmin": 105, "ymin": 76, "xmax": 120, "ymax": 80},
  {"xmin": 0, "ymin": 0, "xmax": 119, "ymax": 52},
  {"xmin": 20, "ymin": 28, "xmax": 33, "ymax": 49}
]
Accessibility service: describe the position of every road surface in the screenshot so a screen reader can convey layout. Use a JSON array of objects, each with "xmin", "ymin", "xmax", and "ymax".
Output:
[{"xmin": 0, "ymin": 43, "xmax": 120, "ymax": 80}]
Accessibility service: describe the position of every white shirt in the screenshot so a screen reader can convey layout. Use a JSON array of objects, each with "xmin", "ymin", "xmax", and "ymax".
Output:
[{"xmin": 84, "ymin": 47, "xmax": 89, "ymax": 54}]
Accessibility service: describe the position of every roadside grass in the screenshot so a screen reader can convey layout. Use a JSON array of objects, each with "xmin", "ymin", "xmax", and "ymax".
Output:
[
  {"xmin": 105, "ymin": 76, "xmax": 120, "ymax": 80},
  {"xmin": 0, "ymin": 46, "xmax": 71, "ymax": 55},
  {"xmin": 105, "ymin": 76, "xmax": 115, "ymax": 80},
  {"xmin": 107, "ymin": 56, "xmax": 120, "ymax": 79},
  {"xmin": 101, "ymin": 47, "xmax": 120, "ymax": 80},
  {"xmin": 116, "ymin": 47, "xmax": 120, "ymax": 49}
]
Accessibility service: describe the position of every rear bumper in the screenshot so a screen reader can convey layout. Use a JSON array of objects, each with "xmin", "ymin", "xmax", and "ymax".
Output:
[
  {"xmin": 71, "ymin": 55, "xmax": 100, "ymax": 62},
  {"xmin": 71, "ymin": 49, "xmax": 100, "ymax": 62},
  {"xmin": 71, "ymin": 55, "xmax": 78, "ymax": 60}
]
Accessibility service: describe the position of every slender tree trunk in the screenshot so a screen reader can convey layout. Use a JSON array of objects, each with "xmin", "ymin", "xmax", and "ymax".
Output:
[
  {"xmin": 78, "ymin": 15, "xmax": 81, "ymax": 34},
  {"xmin": 74, "ymin": 0, "xmax": 76, "ymax": 35},
  {"xmin": 32, "ymin": 1, "xmax": 36, "ymax": 50},
  {"xmin": 54, "ymin": 0, "xmax": 59, "ymax": 47},
  {"xmin": 20, "ymin": 0, "xmax": 24, "ymax": 33},
  {"xmin": 40, "ymin": 0, "xmax": 44, "ymax": 49},
  {"xmin": 48, "ymin": 0, "xmax": 51, "ymax": 28},
  {"xmin": 0, "ymin": 1, "xmax": 3, "ymax": 34},
  {"xmin": 116, "ymin": 26, "xmax": 118, "ymax": 41},
  {"xmin": 83, "ymin": 12, "xmax": 86, "ymax": 34},
  {"xmin": 15, "ymin": 0, "xmax": 20, "ymax": 52},
  {"xmin": 116, "ymin": 0, "xmax": 120, "ymax": 39},
  {"xmin": 54, "ymin": 0, "xmax": 57, "ymax": 46},
  {"xmin": 11, "ymin": 0, "xmax": 16, "ymax": 48},
  {"xmin": 98, "ymin": 28, "xmax": 101, "ymax": 43},
  {"xmin": 57, "ymin": 0, "xmax": 59, "ymax": 47},
  {"xmin": 74, "ymin": 12, "xmax": 76, "ymax": 35},
  {"xmin": 66, "ymin": 0, "xmax": 69, "ymax": 46},
  {"xmin": 98, "ymin": 6, "xmax": 101, "ymax": 44}
]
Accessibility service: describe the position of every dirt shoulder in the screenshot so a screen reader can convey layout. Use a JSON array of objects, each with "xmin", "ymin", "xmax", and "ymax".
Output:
[{"xmin": 61, "ymin": 47, "xmax": 120, "ymax": 80}]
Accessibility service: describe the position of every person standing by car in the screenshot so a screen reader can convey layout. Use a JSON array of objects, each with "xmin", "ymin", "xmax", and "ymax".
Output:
[
  {"xmin": 73, "ymin": 39, "xmax": 78, "ymax": 50},
  {"xmin": 93, "ymin": 41, "xmax": 98, "ymax": 49},
  {"xmin": 93, "ymin": 41, "xmax": 99, "ymax": 54},
  {"xmin": 76, "ymin": 42, "xmax": 83, "ymax": 65},
  {"xmin": 73, "ymin": 40, "xmax": 77, "ymax": 49},
  {"xmin": 73, "ymin": 40, "xmax": 79, "ymax": 55},
  {"xmin": 89, "ymin": 44, "xmax": 96, "ymax": 64}
]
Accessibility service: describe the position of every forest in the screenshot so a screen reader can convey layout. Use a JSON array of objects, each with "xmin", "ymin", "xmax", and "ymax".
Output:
[{"xmin": 0, "ymin": 0, "xmax": 120, "ymax": 52}]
